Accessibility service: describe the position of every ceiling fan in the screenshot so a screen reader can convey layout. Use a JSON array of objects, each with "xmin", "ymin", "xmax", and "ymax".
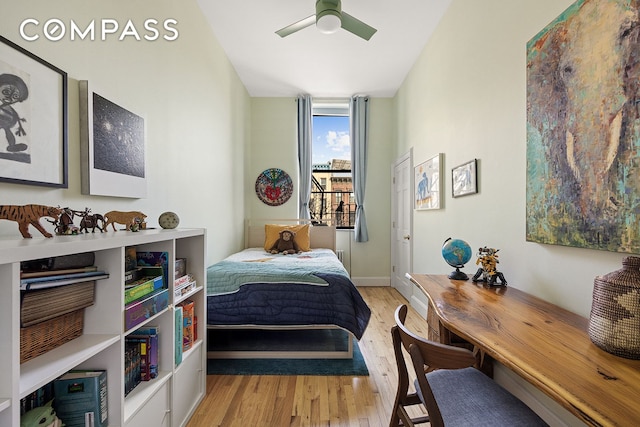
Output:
[{"xmin": 276, "ymin": 0, "xmax": 377, "ymax": 41}]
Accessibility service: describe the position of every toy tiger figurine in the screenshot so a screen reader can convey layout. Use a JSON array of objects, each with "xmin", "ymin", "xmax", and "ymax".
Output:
[{"xmin": 0, "ymin": 204, "xmax": 61, "ymax": 238}]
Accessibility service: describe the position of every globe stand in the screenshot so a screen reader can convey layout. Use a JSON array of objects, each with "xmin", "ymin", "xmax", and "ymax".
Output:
[{"xmin": 448, "ymin": 266, "xmax": 469, "ymax": 281}]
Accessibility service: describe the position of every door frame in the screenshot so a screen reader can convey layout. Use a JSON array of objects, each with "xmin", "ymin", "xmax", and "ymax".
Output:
[{"xmin": 391, "ymin": 149, "xmax": 413, "ymax": 298}]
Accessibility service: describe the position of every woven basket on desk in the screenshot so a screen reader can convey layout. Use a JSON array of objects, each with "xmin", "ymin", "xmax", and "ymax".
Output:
[
  {"xmin": 589, "ymin": 256, "xmax": 640, "ymax": 359},
  {"xmin": 20, "ymin": 309, "xmax": 84, "ymax": 363}
]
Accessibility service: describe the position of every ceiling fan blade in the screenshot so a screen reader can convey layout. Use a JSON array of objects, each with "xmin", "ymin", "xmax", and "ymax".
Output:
[
  {"xmin": 276, "ymin": 15, "xmax": 316, "ymax": 37},
  {"xmin": 341, "ymin": 11, "xmax": 377, "ymax": 40}
]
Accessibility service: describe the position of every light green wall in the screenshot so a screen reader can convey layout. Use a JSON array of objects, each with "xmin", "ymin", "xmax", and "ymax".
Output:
[
  {"xmin": 394, "ymin": 0, "xmax": 627, "ymax": 319},
  {"xmin": 0, "ymin": 0, "xmax": 250, "ymax": 264},
  {"xmin": 395, "ymin": 3, "xmax": 628, "ymax": 422},
  {"xmin": 249, "ymin": 97, "xmax": 393, "ymax": 283}
]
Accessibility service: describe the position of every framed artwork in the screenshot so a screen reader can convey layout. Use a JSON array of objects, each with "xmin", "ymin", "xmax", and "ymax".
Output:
[
  {"xmin": 527, "ymin": 0, "xmax": 640, "ymax": 253},
  {"xmin": 79, "ymin": 80, "xmax": 146, "ymax": 198},
  {"xmin": 452, "ymin": 159, "xmax": 477, "ymax": 198},
  {"xmin": 0, "ymin": 35, "xmax": 68, "ymax": 188},
  {"xmin": 414, "ymin": 153, "xmax": 443, "ymax": 210}
]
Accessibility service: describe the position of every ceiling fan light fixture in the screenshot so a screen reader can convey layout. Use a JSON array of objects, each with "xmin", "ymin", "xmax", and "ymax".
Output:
[{"xmin": 316, "ymin": 10, "xmax": 341, "ymax": 34}]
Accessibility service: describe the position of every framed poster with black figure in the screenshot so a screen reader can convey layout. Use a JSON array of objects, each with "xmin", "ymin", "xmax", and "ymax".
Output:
[
  {"xmin": 0, "ymin": 36, "xmax": 68, "ymax": 188},
  {"xmin": 79, "ymin": 80, "xmax": 146, "ymax": 198}
]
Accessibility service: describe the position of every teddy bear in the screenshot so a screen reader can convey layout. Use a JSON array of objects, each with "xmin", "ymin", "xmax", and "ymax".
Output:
[{"xmin": 269, "ymin": 229, "xmax": 301, "ymax": 255}]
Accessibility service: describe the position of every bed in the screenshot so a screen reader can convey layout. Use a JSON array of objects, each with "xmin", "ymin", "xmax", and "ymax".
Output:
[{"xmin": 206, "ymin": 220, "xmax": 371, "ymax": 359}]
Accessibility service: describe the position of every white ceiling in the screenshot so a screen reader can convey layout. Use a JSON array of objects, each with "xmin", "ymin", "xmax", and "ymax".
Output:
[{"xmin": 196, "ymin": 0, "xmax": 452, "ymax": 98}]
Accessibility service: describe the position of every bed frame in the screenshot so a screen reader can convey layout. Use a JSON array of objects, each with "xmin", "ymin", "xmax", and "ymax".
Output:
[{"xmin": 207, "ymin": 218, "xmax": 354, "ymax": 359}]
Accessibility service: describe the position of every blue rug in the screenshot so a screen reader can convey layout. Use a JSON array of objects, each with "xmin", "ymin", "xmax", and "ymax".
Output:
[{"xmin": 207, "ymin": 329, "xmax": 369, "ymax": 376}]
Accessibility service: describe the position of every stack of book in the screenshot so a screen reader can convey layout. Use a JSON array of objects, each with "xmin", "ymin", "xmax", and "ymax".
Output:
[
  {"xmin": 124, "ymin": 340, "xmax": 142, "ymax": 396},
  {"xmin": 20, "ymin": 383, "xmax": 54, "ymax": 415},
  {"xmin": 124, "ymin": 250, "xmax": 170, "ymax": 331},
  {"xmin": 174, "ymin": 274, "xmax": 197, "ymax": 299},
  {"xmin": 125, "ymin": 326, "xmax": 159, "ymax": 382},
  {"xmin": 124, "ymin": 325, "xmax": 161, "ymax": 395},
  {"xmin": 19, "ymin": 253, "xmax": 109, "ymax": 362}
]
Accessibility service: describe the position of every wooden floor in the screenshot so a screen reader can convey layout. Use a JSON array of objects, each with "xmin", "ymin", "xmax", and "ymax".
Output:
[{"xmin": 186, "ymin": 286, "xmax": 429, "ymax": 427}]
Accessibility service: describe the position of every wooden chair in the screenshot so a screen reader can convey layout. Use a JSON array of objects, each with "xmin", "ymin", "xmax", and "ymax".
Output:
[{"xmin": 390, "ymin": 304, "xmax": 548, "ymax": 427}]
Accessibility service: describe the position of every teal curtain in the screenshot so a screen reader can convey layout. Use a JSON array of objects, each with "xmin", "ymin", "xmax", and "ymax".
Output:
[
  {"xmin": 297, "ymin": 94, "xmax": 313, "ymax": 220},
  {"xmin": 350, "ymin": 95, "xmax": 369, "ymax": 242}
]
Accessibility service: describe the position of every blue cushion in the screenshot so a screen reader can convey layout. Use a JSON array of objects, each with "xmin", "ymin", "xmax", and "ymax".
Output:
[{"xmin": 415, "ymin": 367, "xmax": 548, "ymax": 426}]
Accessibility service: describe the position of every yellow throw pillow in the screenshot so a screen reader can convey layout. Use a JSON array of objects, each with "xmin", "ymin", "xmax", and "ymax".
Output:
[{"xmin": 264, "ymin": 224, "xmax": 311, "ymax": 252}]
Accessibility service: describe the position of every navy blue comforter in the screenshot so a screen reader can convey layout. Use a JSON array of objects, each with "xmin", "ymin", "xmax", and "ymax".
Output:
[{"xmin": 207, "ymin": 272, "xmax": 371, "ymax": 340}]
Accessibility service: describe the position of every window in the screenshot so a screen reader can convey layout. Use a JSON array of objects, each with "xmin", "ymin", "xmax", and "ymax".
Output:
[{"xmin": 310, "ymin": 101, "xmax": 354, "ymax": 228}]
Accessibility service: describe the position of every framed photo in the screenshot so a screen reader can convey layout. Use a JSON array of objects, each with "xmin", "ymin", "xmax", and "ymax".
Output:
[
  {"xmin": 452, "ymin": 159, "xmax": 478, "ymax": 198},
  {"xmin": 79, "ymin": 80, "xmax": 147, "ymax": 198},
  {"xmin": 0, "ymin": 36, "xmax": 68, "ymax": 188},
  {"xmin": 414, "ymin": 153, "xmax": 443, "ymax": 210}
]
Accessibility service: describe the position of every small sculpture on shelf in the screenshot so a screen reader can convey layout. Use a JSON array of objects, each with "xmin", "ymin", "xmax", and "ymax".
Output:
[
  {"xmin": 103, "ymin": 210, "xmax": 147, "ymax": 231},
  {"xmin": 0, "ymin": 204, "xmax": 62, "ymax": 238},
  {"xmin": 45, "ymin": 207, "xmax": 81, "ymax": 235},
  {"xmin": 77, "ymin": 207, "xmax": 105, "ymax": 233},
  {"xmin": 472, "ymin": 246, "xmax": 507, "ymax": 286},
  {"xmin": 20, "ymin": 399, "xmax": 64, "ymax": 427}
]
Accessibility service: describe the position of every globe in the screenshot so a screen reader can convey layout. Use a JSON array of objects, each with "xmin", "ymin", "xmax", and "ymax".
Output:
[{"xmin": 442, "ymin": 238, "xmax": 472, "ymax": 280}]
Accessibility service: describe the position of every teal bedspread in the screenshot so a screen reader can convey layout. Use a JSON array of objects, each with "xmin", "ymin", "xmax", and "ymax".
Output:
[
  {"xmin": 206, "ymin": 248, "xmax": 349, "ymax": 295},
  {"xmin": 206, "ymin": 248, "xmax": 371, "ymax": 339}
]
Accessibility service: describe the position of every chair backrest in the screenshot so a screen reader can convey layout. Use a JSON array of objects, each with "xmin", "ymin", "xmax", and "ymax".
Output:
[{"xmin": 393, "ymin": 304, "xmax": 478, "ymax": 427}]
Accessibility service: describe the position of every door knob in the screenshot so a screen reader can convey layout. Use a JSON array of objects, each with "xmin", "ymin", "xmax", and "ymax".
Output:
[{"xmin": 403, "ymin": 235, "xmax": 411, "ymax": 240}]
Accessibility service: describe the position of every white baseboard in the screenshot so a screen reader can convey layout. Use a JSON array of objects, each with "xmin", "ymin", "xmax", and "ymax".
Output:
[{"xmin": 352, "ymin": 277, "xmax": 390, "ymax": 287}]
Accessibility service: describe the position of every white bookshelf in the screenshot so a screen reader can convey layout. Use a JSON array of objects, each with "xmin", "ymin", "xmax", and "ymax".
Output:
[{"xmin": 0, "ymin": 228, "xmax": 206, "ymax": 427}]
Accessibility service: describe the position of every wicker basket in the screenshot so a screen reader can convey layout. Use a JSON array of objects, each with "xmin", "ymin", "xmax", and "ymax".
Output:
[
  {"xmin": 589, "ymin": 256, "xmax": 640, "ymax": 359},
  {"xmin": 20, "ymin": 309, "xmax": 84, "ymax": 363}
]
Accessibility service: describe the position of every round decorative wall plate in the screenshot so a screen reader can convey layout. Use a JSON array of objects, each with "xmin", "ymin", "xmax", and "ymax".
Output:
[{"xmin": 255, "ymin": 168, "xmax": 293, "ymax": 206}]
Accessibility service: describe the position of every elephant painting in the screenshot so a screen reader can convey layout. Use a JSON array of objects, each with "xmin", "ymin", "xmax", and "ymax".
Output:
[{"xmin": 526, "ymin": 0, "xmax": 640, "ymax": 253}]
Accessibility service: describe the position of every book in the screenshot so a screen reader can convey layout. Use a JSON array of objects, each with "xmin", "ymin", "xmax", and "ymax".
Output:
[
  {"xmin": 124, "ymin": 287, "xmax": 169, "ymax": 331},
  {"xmin": 124, "ymin": 275, "xmax": 163, "ymax": 305},
  {"xmin": 20, "ymin": 382, "xmax": 54, "ymax": 415},
  {"xmin": 125, "ymin": 335, "xmax": 152, "ymax": 381},
  {"xmin": 124, "ymin": 342, "xmax": 141, "ymax": 396},
  {"xmin": 53, "ymin": 370, "xmax": 108, "ymax": 427},
  {"xmin": 178, "ymin": 300, "xmax": 195, "ymax": 352},
  {"xmin": 175, "ymin": 258, "xmax": 187, "ymax": 279},
  {"xmin": 124, "ymin": 268, "xmax": 140, "ymax": 285},
  {"xmin": 174, "ymin": 274, "xmax": 191, "ymax": 288},
  {"xmin": 20, "ymin": 271, "xmax": 109, "ymax": 291},
  {"xmin": 124, "ymin": 246, "xmax": 137, "ymax": 272},
  {"xmin": 174, "ymin": 275, "xmax": 196, "ymax": 299},
  {"xmin": 21, "ymin": 252, "xmax": 95, "ymax": 273},
  {"xmin": 175, "ymin": 306, "xmax": 183, "ymax": 366},
  {"xmin": 136, "ymin": 251, "xmax": 169, "ymax": 288},
  {"xmin": 133, "ymin": 326, "xmax": 159, "ymax": 379},
  {"xmin": 21, "ymin": 266, "xmax": 98, "ymax": 279},
  {"xmin": 20, "ymin": 280, "xmax": 95, "ymax": 327}
]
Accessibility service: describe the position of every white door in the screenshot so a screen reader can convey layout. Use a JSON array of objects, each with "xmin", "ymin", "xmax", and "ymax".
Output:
[{"xmin": 391, "ymin": 152, "xmax": 412, "ymax": 300}]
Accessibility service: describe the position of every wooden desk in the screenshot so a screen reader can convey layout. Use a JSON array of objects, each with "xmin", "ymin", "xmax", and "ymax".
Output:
[{"xmin": 408, "ymin": 274, "xmax": 640, "ymax": 427}]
